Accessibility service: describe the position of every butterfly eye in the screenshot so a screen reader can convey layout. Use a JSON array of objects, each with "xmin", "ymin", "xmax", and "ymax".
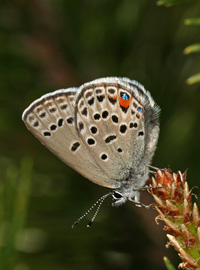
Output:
[{"xmin": 112, "ymin": 191, "xmax": 123, "ymax": 200}]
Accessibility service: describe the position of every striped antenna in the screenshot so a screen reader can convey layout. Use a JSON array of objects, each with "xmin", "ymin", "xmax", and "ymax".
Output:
[{"xmin": 72, "ymin": 193, "xmax": 110, "ymax": 228}]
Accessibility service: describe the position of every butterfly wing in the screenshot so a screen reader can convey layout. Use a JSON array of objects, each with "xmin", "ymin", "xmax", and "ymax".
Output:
[
  {"xmin": 74, "ymin": 77, "xmax": 160, "ymax": 187},
  {"xmin": 127, "ymin": 78, "xmax": 160, "ymax": 167},
  {"xmin": 22, "ymin": 88, "xmax": 117, "ymax": 188},
  {"xmin": 22, "ymin": 77, "xmax": 160, "ymax": 191}
]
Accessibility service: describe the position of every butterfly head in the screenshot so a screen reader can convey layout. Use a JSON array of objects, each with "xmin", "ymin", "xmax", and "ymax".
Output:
[{"xmin": 111, "ymin": 187, "xmax": 140, "ymax": 207}]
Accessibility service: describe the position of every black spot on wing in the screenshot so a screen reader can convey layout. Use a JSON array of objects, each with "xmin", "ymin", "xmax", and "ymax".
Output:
[
  {"xmin": 105, "ymin": 135, "xmax": 117, "ymax": 144},
  {"xmin": 120, "ymin": 105, "xmax": 129, "ymax": 113},
  {"xmin": 50, "ymin": 124, "xmax": 57, "ymax": 131},
  {"xmin": 60, "ymin": 104, "xmax": 68, "ymax": 110},
  {"xmin": 81, "ymin": 107, "xmax": 88, "ymax": 116},
  {"xmin": 138, "ymin": 131, "xmax": 144, "ymax": 136},
  {"xmin": 112, "ymin": 115, "xmax": 118, "ymax": 123},
  {"xmin": 87, "ymin": 138, "xmax": 95, "ymax": 145},
  {"xmin": 108, "ymin": 97, "xmax": 117, "ymax": 105},
  {"xmin": 58, "ymin": 118, "xmax": 64, "ymax": 127},
  {"xmin": 43, "ymin": 131, "xmax": 51, "ymax": 137},
  {"xmin": 67, "ymin": 117, "xmax": 74, "ymax": 124},
  {"xmin": 49, "ymin": 107, "xmax": 57, "ymax": 113},
  {"xmin": 97, "ymin": 95, "xmax": 105, "ymax": 102},
  {"xmin": 71, "ymin": 142, "xmax": 81, "ymax": 152},
  {"xmin": 88, "ymin": 97, "xmax": 94, "ymax": 106},
  {"xmin": 102, "ymin": 110, "xmax": 109, "ymax": 119},
  {"xmin": 101, "ymin": 154, "xmax": 108, "ymax": 160},
  {"xmin": 79, "ymin": 121, "xmax": 84, "ymax": 131},
  {"xmin": 39, "ymin": 112, "xmax": 46, "ymax": 118},
  {"xmin": 33, "ymin": 121, "xmax": 39, "ymax": 127},
  {"xmin": 90, "ymin": 126, "xmax": 98, "ymax": 134},
  {"xmin": 94, "ymin": 113, "xmax": 101, "ymax": 120},
  {"xmin": 120, "ymin": 125, "xmax": 127, "ymax": 134}
]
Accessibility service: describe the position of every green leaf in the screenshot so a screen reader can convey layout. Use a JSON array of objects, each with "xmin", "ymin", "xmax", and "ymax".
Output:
[
  {"xmin": 163, "ymin": 257, "xmax": 177, "ymax": 270},
  {"xmin": 186, "ymin": 73, "xmax": 200, "ymax": 85},
  {"xmin": 185, "ymin": 18, "xmax": 200, "ymax": 26},
  {"xmin": 184, "ymin": 43, "xmax": 200, "ymax": 54}
]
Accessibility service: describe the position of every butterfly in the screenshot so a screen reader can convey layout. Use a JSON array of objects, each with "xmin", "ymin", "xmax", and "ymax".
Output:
[{"xmin": 22, "ymin": 77, "xmax": 160, "ymax": 226}]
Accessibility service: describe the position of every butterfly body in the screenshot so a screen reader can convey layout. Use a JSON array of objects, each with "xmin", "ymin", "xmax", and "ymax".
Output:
[{"xmin": 22, "ymin": 77, "xmax": 160, "ymax": 206}]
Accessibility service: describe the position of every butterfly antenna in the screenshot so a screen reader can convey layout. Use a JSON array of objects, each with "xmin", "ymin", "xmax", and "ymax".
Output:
[
  {"xmin": 87, "ymin": 193, "xmax": 110, "ymax": 227},
  {"xmin": 72, "ymin": 193, "xmax": 110, "ymax": 228}
]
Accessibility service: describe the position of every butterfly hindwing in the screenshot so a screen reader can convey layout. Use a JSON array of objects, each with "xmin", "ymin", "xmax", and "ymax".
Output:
[{"xmin": 74, "ymin": 78, "xmax": 158, "ymax": 184}]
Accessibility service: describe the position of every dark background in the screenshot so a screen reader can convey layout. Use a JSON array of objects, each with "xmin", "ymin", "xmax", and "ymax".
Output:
[{"xmin": 0, "ymin": 0, "xmax": 200, "ymax": 269}]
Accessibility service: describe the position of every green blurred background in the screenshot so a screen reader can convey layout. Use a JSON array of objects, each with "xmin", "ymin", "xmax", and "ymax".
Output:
[{"xmin": 1, "ymin": 0, "xmax": 200, "ymax": 269}]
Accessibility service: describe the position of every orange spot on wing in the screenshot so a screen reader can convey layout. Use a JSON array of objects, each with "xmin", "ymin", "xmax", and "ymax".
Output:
[
  {"xmin": 119, "ymin": 97, "xmax": 131, "ymax": 108},
  {"xmin": 136, "ymin": 112, "xmax": 141, "ymax": 118}
]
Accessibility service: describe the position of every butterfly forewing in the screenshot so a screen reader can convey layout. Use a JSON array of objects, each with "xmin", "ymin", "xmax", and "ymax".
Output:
[{"xmin": 22, "ymin": 88, "xmax": 115, "ymax": 187}]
